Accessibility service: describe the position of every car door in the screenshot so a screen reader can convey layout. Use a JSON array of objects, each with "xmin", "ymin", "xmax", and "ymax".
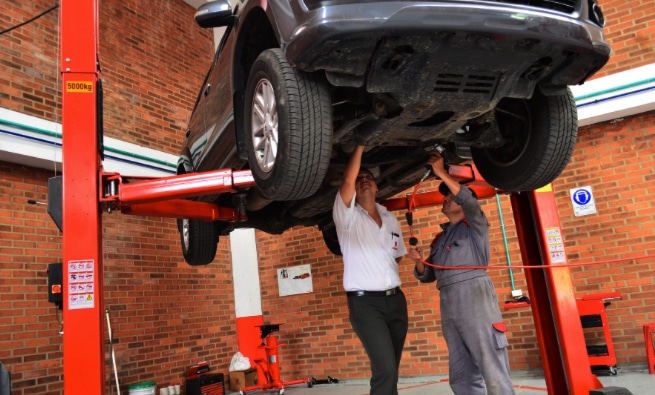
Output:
[{"xmin": 186, "ymin": 24, "xmax": 239, "ymax": 172}]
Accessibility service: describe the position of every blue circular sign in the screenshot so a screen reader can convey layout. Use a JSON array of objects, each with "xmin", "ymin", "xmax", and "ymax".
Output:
[{"xmin": 572, "ymin": 189, "xmax": 592, "ymax": 205}]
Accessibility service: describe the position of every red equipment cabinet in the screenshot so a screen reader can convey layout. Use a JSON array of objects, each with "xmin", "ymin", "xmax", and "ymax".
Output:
[{"xmin": 576, "ymin": 292, "xmax": 622, "ymax": 375}]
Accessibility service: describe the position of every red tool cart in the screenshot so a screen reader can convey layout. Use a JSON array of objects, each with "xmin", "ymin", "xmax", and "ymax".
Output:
[{"xmin": 576, "ymin": 292, "xmax": 622, "ymax": 375}]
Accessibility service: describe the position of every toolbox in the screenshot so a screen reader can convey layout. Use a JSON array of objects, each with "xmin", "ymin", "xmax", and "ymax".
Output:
[
  {"xmin": 186, "ymin": 373, "xmax": 224, "ymax": 395},
  {"xmin": 185, "ymin": 362, "xmax": 224, "ymax": 395}
]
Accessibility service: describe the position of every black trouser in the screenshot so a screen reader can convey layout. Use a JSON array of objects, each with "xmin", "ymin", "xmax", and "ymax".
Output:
[{"xmin": 347, "ymin": 290, "xmax": 408, "ymax": 395}]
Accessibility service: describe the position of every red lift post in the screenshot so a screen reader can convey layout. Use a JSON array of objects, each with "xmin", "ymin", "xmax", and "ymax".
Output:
[
  {"xmin": 60, "ymin": 1, "xmax": 104, "ymax": 393},
  {"xmin": 59, "ymin": 0, "xmax": 623, "ymax": 394},
  {"xmin": 59, "ymin": 2, "xmax": 255, "ymax": 393},
  {"xmin": 511, "ymin": 187, "xmax": 605, "ymax": 393}
]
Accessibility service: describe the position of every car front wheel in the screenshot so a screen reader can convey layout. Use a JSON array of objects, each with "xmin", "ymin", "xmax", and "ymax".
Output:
[
  {"xmin": 471, "ymin": 87, "xmax": 577, "ymax": 191},
  {"xmin": 244, "ymin": 49, "xmax": 332, "ymax": 201},
  {"xmin": 178, "ymin": 218, "xmax": 218, "ymax": 266}
]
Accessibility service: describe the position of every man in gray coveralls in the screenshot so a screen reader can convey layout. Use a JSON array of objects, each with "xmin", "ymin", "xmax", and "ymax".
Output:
[{"xmin": 408, "ymin": 152, "xmax": 515, "ymax": 395}]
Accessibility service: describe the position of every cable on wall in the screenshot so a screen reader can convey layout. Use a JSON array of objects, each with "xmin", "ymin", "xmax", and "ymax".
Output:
[{"xmin": 0, "ymin": 4, "xmax": 59, "ymax": 36}]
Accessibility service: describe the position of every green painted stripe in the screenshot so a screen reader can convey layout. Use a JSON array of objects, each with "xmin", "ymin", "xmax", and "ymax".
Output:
[
  {"xmin": 0, "ymin": 118, "xmax": 177, "ymax": 169},
  {"xmin": 574, "ymin": 77, "xmax": 655, "ymax": 101}
]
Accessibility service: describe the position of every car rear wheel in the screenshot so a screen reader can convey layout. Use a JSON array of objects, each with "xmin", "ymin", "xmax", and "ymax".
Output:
[
  {"xmin": 471, "ymin": 87, "xmax": 577, "ymax": 191},
  {"xmin": 244, "ymin": 49, "xmax": 332, "ymax": 201},
  {"xmin": 178, "ymin": 218, "xmax": 218, "ymax": 266}
]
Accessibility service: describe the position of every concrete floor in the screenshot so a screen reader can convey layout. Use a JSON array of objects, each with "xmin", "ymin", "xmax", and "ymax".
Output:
[{"xmin": 226, "ymin": 368, "xmax": 655, "ymax": 395}]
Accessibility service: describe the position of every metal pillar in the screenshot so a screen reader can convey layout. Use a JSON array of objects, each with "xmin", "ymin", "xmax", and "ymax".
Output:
[
  {"xmin": 60, "ymin": 0, "xmax": 104, "ymax": 393},
  {"xmin": 511, "ymin": 186, "xmax": 603, "ymax": 394}
]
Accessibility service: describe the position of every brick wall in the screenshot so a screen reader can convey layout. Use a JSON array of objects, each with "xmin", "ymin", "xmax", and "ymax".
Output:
[
  {"xmin": 0, "ymin": 0, "xmax": 212, "ymax": 155},
  {"xmin": 98, "ymin": 0, "xmax": 213, "ymax": 151},
  {"xmin": 0, "ymin": 161, "xmax": 239, "ymax": 394},
  {"xmin": 0, "ymin": 1, "xmax": 60, "ymax": 120},
  {"xmin": 1, "ymin": 0, "xmax": 655, "ymax": 393},
  {"xmin": 0, "ymin": 1, "xmax": 238, "ymax": 394},
  {"xmin": 596, "ymin": 0, "xmax": 655, "ymax": 77}
]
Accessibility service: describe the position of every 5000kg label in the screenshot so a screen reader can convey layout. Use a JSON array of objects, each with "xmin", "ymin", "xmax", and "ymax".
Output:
[{"xmin": 66, "ymin": 81, "xmax": 93, "ymax": 93}]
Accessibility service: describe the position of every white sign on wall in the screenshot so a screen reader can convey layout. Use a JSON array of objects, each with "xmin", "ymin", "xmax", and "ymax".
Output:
[
  {"xmin": 277, "ymin": 264, "xmax": 313, "ymax": 297},
  {"xmin": 570, "ymin": 186, "xmax": 597, "ymax": 216}
]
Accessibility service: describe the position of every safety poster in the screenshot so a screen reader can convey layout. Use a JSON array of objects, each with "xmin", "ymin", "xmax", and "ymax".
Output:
[
  {"xmin": 277, "ymin": 264, "xmax": 313, "ymax": 297},
  {"xmin": 67, "ymin": 259, "xmax": 95, "ymax": 309}
]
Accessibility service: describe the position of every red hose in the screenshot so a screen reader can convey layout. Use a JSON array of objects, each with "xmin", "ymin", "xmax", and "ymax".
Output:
[{"xmin": 405, "ymin": 178, "xmax": 653, "ymax": 270}]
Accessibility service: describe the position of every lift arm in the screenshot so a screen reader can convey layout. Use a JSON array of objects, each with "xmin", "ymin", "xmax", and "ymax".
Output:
[{"xmin": 100, "ymin": 169, "xmax": 256, "ymax": 221}]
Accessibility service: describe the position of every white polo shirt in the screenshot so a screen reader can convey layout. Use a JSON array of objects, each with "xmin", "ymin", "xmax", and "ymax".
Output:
[{"xmin": 333, "ymin": 192, "xmax": 407, "ymax": 292}]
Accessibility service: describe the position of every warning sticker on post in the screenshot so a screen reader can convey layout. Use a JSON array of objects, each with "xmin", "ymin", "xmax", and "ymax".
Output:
[
  {"xmin": 68, "ymin": 260, "xmax": 95, "ymax": 310},
  {"xmin": 545, "ymin": 228, "xmax": 566, "ymax": 263}
]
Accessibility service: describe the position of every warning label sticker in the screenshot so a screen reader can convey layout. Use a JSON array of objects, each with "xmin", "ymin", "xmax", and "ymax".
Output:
[
  {"xmin": 545, "ymin": 228, "xmax": 566, "ymax": 263},
  {"xmin": 68, "ymin": 260, "xmax": 95, "ymax": 310}
]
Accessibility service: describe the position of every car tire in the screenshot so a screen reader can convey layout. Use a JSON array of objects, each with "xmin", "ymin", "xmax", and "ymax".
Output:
[
  {"xmin": 244, "ymin": 48, "xmax": 332, "ymax": 201},
  {"xmin": 471, "ymin": 87, "xmax": 577, "ymax": 191},
  {"xmin": 178, "ymin": 218, "xmax": 218, "ymax": 266},
  {"xmin": 320, "ymin": 221, "xmax": 342, "ymax": 256}
]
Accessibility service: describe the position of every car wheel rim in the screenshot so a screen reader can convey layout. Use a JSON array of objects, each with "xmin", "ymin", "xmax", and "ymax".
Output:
[
  {"xmin": 251, "ymin": 78, "xmax": 278, "ymax": 173},
  {"xmin": 182, "ymin": 218, "xmax": 190, "ymax": 250}
]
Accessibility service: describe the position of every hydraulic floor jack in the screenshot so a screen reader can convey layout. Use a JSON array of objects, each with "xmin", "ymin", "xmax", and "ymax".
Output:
[{"xmin": 239, "ymin": 324, "xmax": 312, "ymax": 395}]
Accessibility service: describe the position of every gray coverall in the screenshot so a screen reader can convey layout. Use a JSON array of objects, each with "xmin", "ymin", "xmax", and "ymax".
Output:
[
  {"xmin": 0, "ymin": 361, "xmax": 9, "ymax": 395},
  {"xmin": 414, "ymin": 186, "xmax": 515, "ymax": 395}
]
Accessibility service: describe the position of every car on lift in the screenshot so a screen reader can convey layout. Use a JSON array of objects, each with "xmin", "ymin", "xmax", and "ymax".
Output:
[{"xmin": 177, "ymin": 0, "xmax": 610, "ymax": 265}]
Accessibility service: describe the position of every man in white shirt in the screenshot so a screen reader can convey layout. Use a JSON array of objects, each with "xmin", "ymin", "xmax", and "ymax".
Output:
[{"xmin": 332, "ymin": 144, "xmax": 408, "ymax": 395}]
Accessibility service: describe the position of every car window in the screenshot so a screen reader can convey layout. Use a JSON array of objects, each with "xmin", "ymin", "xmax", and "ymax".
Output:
[{"xmin": 190, "ymin": 24, "xmax": 234, "ymax": 114}]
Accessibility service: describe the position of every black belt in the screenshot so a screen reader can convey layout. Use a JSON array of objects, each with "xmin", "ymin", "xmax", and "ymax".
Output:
[{"xmin": 346, "ymin": 287, "xmax": 401, "ymax": 297}]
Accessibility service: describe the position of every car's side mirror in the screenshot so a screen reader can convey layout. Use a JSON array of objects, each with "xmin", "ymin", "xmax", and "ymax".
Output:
[{"xmin": 194, "ymin": 0, "xmax": 234, "ymax": 29}]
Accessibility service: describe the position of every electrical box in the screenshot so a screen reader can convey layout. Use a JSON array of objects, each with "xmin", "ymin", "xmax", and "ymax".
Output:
[{"xmin": 47, "ymin": 263, "xmax": 63, "ymax": 309}]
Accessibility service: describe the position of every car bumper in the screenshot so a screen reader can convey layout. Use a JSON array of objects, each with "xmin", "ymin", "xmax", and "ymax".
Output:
[{"xmin": 284, "ymin": 1, "xmax": 610, "ymax": 88}]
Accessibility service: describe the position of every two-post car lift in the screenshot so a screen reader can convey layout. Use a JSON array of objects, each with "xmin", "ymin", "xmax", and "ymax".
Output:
[{"xmin": 59, "ymin": 1, "xmax": 626, "ymax": 394}]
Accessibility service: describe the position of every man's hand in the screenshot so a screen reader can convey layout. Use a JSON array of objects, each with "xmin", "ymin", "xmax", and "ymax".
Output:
[
  {"xmin": 427, "ymin": 152, "xmax": 446, "ymax": 178},
  {"xmin": 408, "ymin": 245, "xmax": 422, "ymax": 261},
  {"xmin": 408, "ymin": 245, "xmax": 426, "ymax": 275},
  {"xmin": 428, "ymin": 152, "xmax": 461, "ymax": 197}
]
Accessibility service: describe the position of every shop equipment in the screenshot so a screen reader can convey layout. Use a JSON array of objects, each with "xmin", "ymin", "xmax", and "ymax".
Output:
[{"xmin": 238, "ymin": 324, "xmax": 311, "ymax": 395}]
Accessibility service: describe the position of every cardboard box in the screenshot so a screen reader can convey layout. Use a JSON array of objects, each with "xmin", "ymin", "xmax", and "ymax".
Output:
[{"xmin": 228, "ymin": 368, "xmax": 257, "ymax": 391}]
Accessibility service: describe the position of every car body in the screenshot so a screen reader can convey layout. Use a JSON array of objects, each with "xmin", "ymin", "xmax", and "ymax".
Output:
[{"xmin": 177, "ymin": 0, "xmax": 610, "ymax": 264}]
